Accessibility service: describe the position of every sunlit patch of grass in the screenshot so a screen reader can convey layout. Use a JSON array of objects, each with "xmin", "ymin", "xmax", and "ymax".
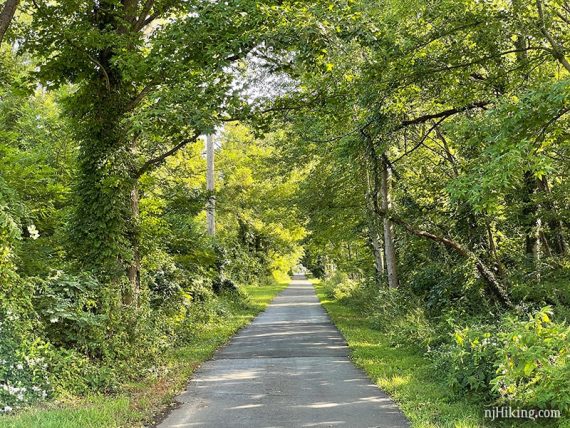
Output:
[
  {"xmin": 0, "ymin": 280, "xmax": 288, "ymax": 428},
  {"xmin": 0, "ymin": 397, "xmax": 131, "ymax": 428}
]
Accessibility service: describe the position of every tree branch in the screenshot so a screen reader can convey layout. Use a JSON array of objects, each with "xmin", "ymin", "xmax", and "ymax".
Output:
[
  {"xmin": 536, "ymin": 0, "xmax": 570, "ymax": 73},
  {"xmin": 367, "ymin": 188, "xmax": 511, "ymax": 305},
  {"xmin": 134, "ymin": 132, "xmax": 200, "ymax": 178},
  {"xmin": 393, "ymin": 119, "xmax": 445, "ymax": 163},
  {"xmin": 415, "ymin": 47, "xmax": 547, "ymax": 77},
  {"xmin": 396, "ymin": 101, "xmax": 489, "ymax": 130},
  {"xmin": 389, "ymin": 210, "xmax": 511, "ymax": 305},
  {"xmin": 126, "ymin": 83, "xmax": 156, "ymax": 111},
  {"xmin": 134, "ymin": 0, "xmax": 155, "ymax": 31}
]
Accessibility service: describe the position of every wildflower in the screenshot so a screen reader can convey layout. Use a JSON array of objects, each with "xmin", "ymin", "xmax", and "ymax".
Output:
[{"xmin": 27, "ymin": 224, "xmax": 40, "ymax": 239}]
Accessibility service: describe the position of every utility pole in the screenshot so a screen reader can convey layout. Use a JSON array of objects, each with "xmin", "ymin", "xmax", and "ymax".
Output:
[{"xmin": 206, "ymin": 134, "xmax": 216, "ymax": 236}]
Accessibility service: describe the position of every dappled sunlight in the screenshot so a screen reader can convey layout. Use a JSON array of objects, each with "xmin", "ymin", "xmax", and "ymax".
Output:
[
  {"xmin": 382, "ymin": 376, "xmax": 411, "ymax": 389},
  {"xmin": 198, "ymin": 369, "xmax": 262, "ymax": 382},
  {"xmin": 301, "ymin": 402, "xmax": 339, "ymax": 409},
  {"xmin": 159, "ymin": 279, "xmax": 409, "ymax": 427},
  {"xmin": 270, "ymin": 302, "xmax": 322, "ymax": 307},
  {"xmin": 229, "ymin": 404, "xmax": 264, "ymax": 410}
]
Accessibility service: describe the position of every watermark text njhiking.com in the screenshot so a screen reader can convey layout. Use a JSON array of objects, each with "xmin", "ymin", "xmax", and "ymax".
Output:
[{"xmin": 485, "ymin": 406, "xmax": 561, "ymax": 421}]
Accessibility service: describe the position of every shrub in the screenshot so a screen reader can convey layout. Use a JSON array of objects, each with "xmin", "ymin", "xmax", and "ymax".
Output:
[
  {"xmin": 435, "ymin": 306, "xmax": 570, "ymax": 413},
  {"xmin": 492, "ymin": 307, "xmax": 570, "ymax": 413},
  {"xmin": 322, "ymin": 272, "xmax": 360, "ymax": 301},
  {"xmin": 32, "ymin": 271, "xmax": 105, "ymax": 355},
  {"xmin": 142, "ymin": 251, "xmax": 186, "ymax": 309},
  {"xmin": 435, "ymin": 323, "xmax": 501, "ymax": 395},
  {"xmin": 0, "ymin": 313, "xmax": 51, "ymax": 413},
  {"xmin": 45, "ymin": 347, "xmax": 117, "ymax": 398}
]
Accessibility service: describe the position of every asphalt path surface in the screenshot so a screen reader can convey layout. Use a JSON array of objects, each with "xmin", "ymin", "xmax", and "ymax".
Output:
[{"xmin": 158, "ymin": 275, "xmax": 409, "ymax": 428}]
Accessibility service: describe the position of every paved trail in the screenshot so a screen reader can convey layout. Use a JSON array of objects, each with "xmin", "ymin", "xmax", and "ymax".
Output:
[{"xmin": 158, "ymin": 275, "xmax": 409, "ymax": 428}]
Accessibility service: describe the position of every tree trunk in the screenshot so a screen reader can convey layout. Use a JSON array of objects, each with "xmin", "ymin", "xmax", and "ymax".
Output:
[
  {"xmin": 537, "ymin": 177, "xmax": 567, "ymax": 255},
  {"xmin": 486, "ymin": 219, "xmax": 506, "ymax": 277},
  {"xmin": 366, "ymin": 176, "xmax": 512, "ymax": 306},
  {"xmin": 361, "ymin": 129, "xmax": 398, "ymax": 288},
  {"xmin": 71, "ymin": 3, "xmax": 148, "ymax": 304},
  {"xmin": 206, "ymin": 134, "xmax": 216, "ymax": 236},
  {"xmin": 370, "ymin": 227, "xmax": 385, "ymax": 283},
  {"xmin": 0, "ymin": 0, "xmax": 19, "ymax": 44},
  {"xmin": 522, "ymin": 171, "xmax": 541, "ymax": 259},
  {"xmin": 381, "ymin": 155, "xmax": 399, "ymax": 289},
  {"xmin": 125, "ymin": 183, "xmax": 141, "ymax": 306},
  {"xmin": 365, "ymin": 169, "xmax": 385, "ymax": 285}
]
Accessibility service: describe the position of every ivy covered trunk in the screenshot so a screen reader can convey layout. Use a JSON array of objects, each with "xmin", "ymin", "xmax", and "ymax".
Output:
[
  {"xmin": 60, "ymin": 1, "xmax": 148, "ymax": 306},
  {"xmin": 71, "ymin": 69, "xmax": 140, "ymax": 305}
]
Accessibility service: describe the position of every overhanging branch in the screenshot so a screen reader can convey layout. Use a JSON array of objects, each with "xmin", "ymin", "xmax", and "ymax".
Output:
[
  {"xmin": 134, "ymin": 131, "xmax": 200, "ymax": 178},
  {"xmin": 396, "ymin": 101, "xmax": 489, "ymax": 130}
]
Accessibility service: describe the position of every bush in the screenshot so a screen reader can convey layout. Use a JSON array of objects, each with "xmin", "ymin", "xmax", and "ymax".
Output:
[
  {"xmin": 142, "ymin": 251, "xmax": 186, "ymax": 309},
  {"xmin": 492, "ymin": 307, "xmax": 570, "ymax": 413},
  {"xmin": 435, "ymin": 306, "xmax": 570, "ymax": 413},
  {"xmin": 45, "ymin": 347, "xmax": 117, "ymax": 398},
  {"xmin": 0, "ymin": 313, "xmax": 51, "ymax": 413},
  {"xmin": 32, "ymin": 271, "xmax": 105, "ymax": 355},
  {"xmin": 322, "ymin": 272, "xmax": 360, "ymax": 301},
  {"xmin": 435, "ymin": 323, "xmax": 501, "ymax": 395}
]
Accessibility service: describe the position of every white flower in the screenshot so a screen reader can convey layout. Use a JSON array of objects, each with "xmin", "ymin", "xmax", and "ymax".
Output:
[
  {"xmin": 27, "ymin": 224, "xmax": 40, "ymax": 240},
  {"xmin": 16, "ymin": 363, "xmax": 23, "ymax": 370},
  {"xmin": 3, "ymin": 406, "xmax": 13, "ymax": 413}
]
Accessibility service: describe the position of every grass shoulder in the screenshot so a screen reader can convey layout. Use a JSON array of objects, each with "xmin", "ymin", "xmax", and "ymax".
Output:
[{"xmin": 0, "ymin": 280, "xmax": 288, "ymax": 428}]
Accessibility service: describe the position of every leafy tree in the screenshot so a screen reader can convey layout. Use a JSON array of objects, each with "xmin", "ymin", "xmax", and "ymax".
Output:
[{"xmin": 22, "ymin": 0, "xmax": 282, "ymax": 303}]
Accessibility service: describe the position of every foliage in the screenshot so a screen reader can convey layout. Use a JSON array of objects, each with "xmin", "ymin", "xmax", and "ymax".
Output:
[
  {"xmin": 0, "ymin": 314, "xmax": 51, "ymax": 414},
  {"xmin": 33, "ymin": 272, "xmax": 104, "ymax": 354},
  {"xmin": 492, "ymin": 307, "xmax": 570, "ymax": 413},
  {"xmin": 322, "ymin": 271, "xmax": 361, "ymax": 301},
  {"xmin": 1, "ymin": 0, "xmax": 570, "ymax": 424},
  {"xmin": 436, "ymin": 323, "xmax": 502, "ymax": 396},
  {"xmin": 435, "ymin": 307, "xmax": 570, "ymax": 413}
]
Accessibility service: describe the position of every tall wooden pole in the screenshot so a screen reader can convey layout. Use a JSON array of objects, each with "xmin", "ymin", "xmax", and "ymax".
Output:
[{"xmin": 206, "ymin": 134, "xmax": 216, "ymax": 236}]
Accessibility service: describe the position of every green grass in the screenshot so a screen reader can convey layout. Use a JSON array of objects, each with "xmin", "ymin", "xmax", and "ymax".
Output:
[
  {"xmin": 313, "ymin": 281, "xmax": 558, "ymax": 428},
  {"xmin": 0, "ymin": 281, "xmax": 288, "ymax": 428}
]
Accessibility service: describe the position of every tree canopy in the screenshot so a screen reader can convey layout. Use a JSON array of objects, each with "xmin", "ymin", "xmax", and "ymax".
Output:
[{"xmin": 1, "ymin": 0, "xmax": 570, "ymax": 424}]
